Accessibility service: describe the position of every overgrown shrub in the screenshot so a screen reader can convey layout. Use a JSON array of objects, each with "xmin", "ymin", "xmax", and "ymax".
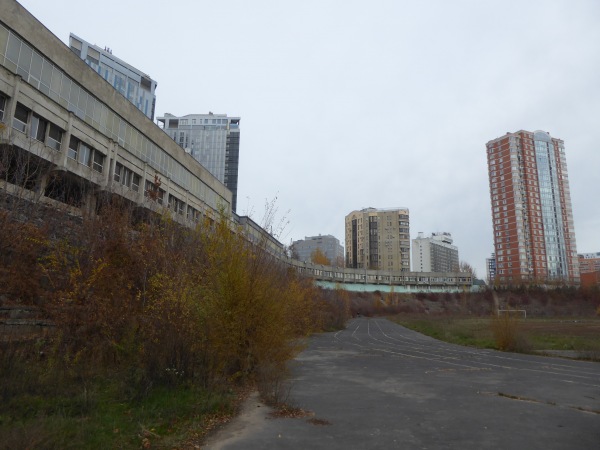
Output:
[
  {"xmin": 1, "ymin": 199, "xmax": 326, "ymax": 397},
  {"xmin": 490, "ymin": 313, "xmax": 531, "ymax": 353}
]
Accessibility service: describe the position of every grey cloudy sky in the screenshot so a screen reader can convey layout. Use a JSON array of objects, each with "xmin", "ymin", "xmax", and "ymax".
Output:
[{"xmin": 19, "ymin": 0, "xmax": 600, "ymax": 278}]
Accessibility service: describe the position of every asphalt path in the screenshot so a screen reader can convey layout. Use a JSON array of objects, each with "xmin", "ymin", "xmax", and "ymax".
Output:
[{"xmin": 204, "ymin": 317, "xmax": 600, "ymax": 449}]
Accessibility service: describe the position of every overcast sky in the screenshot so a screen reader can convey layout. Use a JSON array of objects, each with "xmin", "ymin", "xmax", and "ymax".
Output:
[{"xmin": 19, "ymin": 0, "xmax": 600, "ymax": 278}]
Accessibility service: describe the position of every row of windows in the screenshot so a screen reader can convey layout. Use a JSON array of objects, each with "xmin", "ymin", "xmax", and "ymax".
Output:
[
  {"xmin": 141, "ymin": 179, "xmax": 201, "ymax": 223},
  {"xmin": 3, "ymin": 98, "xmax": 202, "ymax": 221},
  {"xmin": 68, "ymin": 136, "xmax": 104, "ymax": 172},
  {"xmin": 4, "ymin": 94, "xmax": 108, "ymax": 174},
  {"xmin": 2, "ymin": 92, "xmax": 169, "ymax": 198},
  {"xmin": 12, "ymin": 102, "xmax": 61, "ymax": 152},
  {"xmin": 114, "ymin": 162, "xmax": 140, "ymax": 191},
  {"xmin": 170, "ymin": 118, "xmax": 229, "ymax": 128}
]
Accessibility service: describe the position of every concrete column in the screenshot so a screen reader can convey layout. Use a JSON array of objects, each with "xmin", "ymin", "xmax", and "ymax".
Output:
[
  {"xmin": 36, "ymin": 171, "xmax": 49, "ymax": 197},
  {"xmin": 139, "ymin": 162, "xmax": 148, "ymax": 203},
  {"xmin": 104, "ymin": 139, "xmax": 115, "ymax": 188},
  {"xmin": 164, "ymin": 177, "xmax": 170, "ymax": 203},
  {"xmin": 6, "ymin": 74, "xmax": 22, "ymax": 126},
  {"xmin": 83, "ymin": 188, "xmax": 97, "ymax": 218},
  {"xmin": 184, "ymin": 189, "xmax": 190, "ymax": 219},
  {"xmin": 58, "ymin": 113, "xmax": 74, "ymax": 169},
  {"xmin": 4, "ymin": 75, "xmax": 22, "ymax": 139},
  {"xmin": 108, "ymin": 140, "xmax": 118, "ymax": 191}
]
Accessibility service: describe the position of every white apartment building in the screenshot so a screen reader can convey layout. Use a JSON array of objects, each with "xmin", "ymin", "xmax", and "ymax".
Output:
[{"xmin": 412, "ymin": 232, "xmax": 459, "ymax": 273}]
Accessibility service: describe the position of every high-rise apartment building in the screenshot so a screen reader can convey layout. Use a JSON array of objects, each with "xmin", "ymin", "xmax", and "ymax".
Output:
[
  {"xmin": 345, "ymin": 208, "xmax": 410, "ymax": 271},
  {"xmin": 292, "ymin": 235, "xmax": 344, "ymax": 266},
  {"xmin": 157, "ymin": 113, "xmax": 241, "ymax": 212},
  {"xmin": 486, "ymin": 130, "xmax": 579, "ymax": 285},
  {"xmin": 68, "ymin": 34, "xmax": 157, "ymax": 120},
  {"xmin": 412, "ymin": 232, "xmax": 459, "ymax": 273}
]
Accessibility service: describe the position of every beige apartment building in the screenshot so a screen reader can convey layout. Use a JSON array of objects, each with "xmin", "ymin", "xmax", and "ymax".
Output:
[{"xmin": 345, "ymin": 207, "xmax": 410, "ymax": 271}]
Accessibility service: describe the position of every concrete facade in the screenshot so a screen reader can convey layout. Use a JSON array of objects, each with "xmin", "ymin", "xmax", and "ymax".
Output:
[
  {"xmin": 0, "ymin": 0, "xmax": 231, "ymax": 228},
  {"xmin": 486, "ymin": 130, "xmax": 579, "ymax": 285},
  {"xmin": 69, "ymin": 34, "xmax": 157, "ymax": 121},
  {"xmin": 157, "ymin": 112, "xmax": 240, "ymax": 212},
  {"xmin": 412, "ymin": 232, "xmax": 459, "ymax": 273},
  {"xmin": 345, "ymin": 207, "xmax": 410, "ymax": 271},
  {"xmin": 292, "ymin": 234, "xmax": 344, "ymax": 266}
]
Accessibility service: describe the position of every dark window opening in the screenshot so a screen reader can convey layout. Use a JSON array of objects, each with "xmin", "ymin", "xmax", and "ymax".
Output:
[
  {"xmin": 168, "ymin": 194, "xmax": 185, "ymax": 215},
  {"xmin": 114, "ymin": 162, "xmax": 139, "ymax": 191},
  {"xmin": 68, "ymin": 136, "xmax": 79, "ymax": 160},
  {"xmin": 47, "ymin": 124, "xmax": 63, "ymax": 151},
  {"xmin": 141, "ymin": 77, "xmax": 152, "ymax": 91},
  {"xmin": 0, "ymin": 94, "xmax": 7, "ymax": 122},
  {"xmin": 12, "ymin": 103, "xmax": 29, "ymax": 132},
  {"xmin": 30, "ymin": 114, "xmax": 47, "ymax": 142}
]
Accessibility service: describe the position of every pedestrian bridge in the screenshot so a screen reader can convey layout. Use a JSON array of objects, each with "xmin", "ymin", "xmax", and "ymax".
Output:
[{"xmin": 285, "ymin": 259, "xmax": 473, "ymax": 293}]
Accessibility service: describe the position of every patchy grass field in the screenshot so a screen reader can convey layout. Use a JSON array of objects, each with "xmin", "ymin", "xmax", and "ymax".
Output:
[
  {"xmin": 0, "ymin": 359, "xmax": 239, "ymax": 450},
  {"xmin": 390, "ymin": 315, "xmax": 600, "ymax": 360}
]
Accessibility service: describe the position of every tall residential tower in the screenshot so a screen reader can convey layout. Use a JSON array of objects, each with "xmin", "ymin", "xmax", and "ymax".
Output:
[
  {"xmin": 486, "ymin": 130, "xmax": 579, "ymax": 285},
  {"xmin": 345, "ymin": 207, "xmax": 410, "ymax": 271},
  {"xmin": 157, "ymin": 112, "xmax": 241, "ymax": 212}
]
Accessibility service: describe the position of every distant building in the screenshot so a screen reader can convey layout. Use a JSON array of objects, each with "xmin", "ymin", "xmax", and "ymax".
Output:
[
  {"xmin": 486, "ymin": 130, "xmax": 579, "ymax": 285},
  {"xmin": 68, "ymin": 33, "xmax": 157, "ymax": 120},
  {"xmin": 157, "ymin": 112, "xmax": 241, "ymax": 212},
  {"xmin": 412, "ymin": 232, "xmax": 459, "ymax": 273},
  {"xmin": 292, "ymin": 235, "xmax": 344, "ymax": 266},
  {"xmin": 578, "ymin": 252, "xmax": 600, "ymax": 288},
  {"xmin": 578, "ymin": 252, "xmax": 600, "ymax": 273},
  {"xmin": 345, "ymin": 207, "xmax": 410, "ymax": 271},
  {"xmin": 486, "ymin": 253, "xmax": 497, "ymax": 284}
]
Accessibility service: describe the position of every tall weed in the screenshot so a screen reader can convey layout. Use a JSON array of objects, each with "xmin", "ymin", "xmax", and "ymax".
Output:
[{"xmin": 490, "ymin": 313, "xmax": 531, "ymax": 353}]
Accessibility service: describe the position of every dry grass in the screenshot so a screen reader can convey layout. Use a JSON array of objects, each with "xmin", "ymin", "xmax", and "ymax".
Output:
[{"xmin": 394, "ymin": 315, "xmax": 600, "ymax": 357}]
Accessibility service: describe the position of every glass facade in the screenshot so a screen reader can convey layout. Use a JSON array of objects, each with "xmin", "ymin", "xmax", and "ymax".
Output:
[
  {"xmin": 488, "ymin": 130, "xmax": 578, "ymax": 284},
  {"xmin": 158, "ymin": 114, "xmax": 240, "ymax": 212},
  {"xmin": 534, "ymin": 132, "xmax": 568, "ymax": 279},
  {"xmin": 69, "ymin": 34, "xmax": 157, "ymax": 121},
  {"xmin": 0, "ymin": 22, "xmax": 228, "ymax": 213}
]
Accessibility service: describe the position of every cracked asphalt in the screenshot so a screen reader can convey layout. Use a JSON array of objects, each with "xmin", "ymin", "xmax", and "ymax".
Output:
[{"xmin": 204, "ymin": 317, "xmax": 600, "ymax": 449}]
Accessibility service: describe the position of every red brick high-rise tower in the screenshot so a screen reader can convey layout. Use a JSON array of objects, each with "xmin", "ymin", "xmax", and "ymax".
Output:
[{"xmin": 486, "ymin": 130, "xmax": 579, "ymax": 285}]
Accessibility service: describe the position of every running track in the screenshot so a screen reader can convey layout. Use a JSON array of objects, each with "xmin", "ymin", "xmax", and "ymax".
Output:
[{"xmin": 206, "ymin": 317, "xmax": 600, "ymax": 449}]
